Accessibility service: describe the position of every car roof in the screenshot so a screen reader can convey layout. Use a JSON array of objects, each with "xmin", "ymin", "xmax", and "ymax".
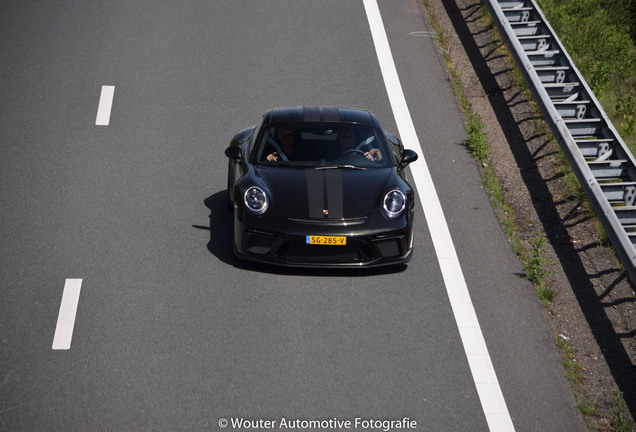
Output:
[{"xmin": 263, "ymin": 106, "xmax": 381, "ymax": 128}]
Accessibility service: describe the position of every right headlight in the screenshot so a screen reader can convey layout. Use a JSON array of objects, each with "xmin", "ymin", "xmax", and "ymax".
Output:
[
  {"xmin": 244, "ymin": 186, "xmax": 269, "ymax": 215},
  {"xmin": 382, "ymin": 189, "xmax": 406, "ymax": 218}
]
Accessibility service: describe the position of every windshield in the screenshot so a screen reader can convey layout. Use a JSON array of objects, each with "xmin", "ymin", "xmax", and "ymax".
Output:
[{"xmin": 251, "ymin": 123, "xmax": 392, "ymax": 168}]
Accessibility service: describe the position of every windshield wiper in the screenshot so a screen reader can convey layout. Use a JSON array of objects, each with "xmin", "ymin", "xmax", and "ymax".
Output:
[
  {"xmin": 316, "ymin": 164, "xmax": 367, "ymax": 170},
  {"xmin": 271, "ymin": 161, "xmax": 308, "ymax": 168}
]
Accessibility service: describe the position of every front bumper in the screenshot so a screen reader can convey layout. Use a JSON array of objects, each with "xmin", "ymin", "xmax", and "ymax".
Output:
[{"xmin": 232, "ymin": 212, "xmax": 414, "ymax": 268}]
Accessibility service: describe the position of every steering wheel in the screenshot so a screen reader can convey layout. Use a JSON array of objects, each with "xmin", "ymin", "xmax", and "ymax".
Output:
[{"xmin": 341, "ymin": 149, "xmax": 367, "ymax": 157}]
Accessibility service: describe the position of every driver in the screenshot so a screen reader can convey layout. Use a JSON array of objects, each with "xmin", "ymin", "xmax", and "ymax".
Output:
[
  {"xmin": 265, "ymin": 127, "xmax": 298, "ymax": 161},
  {"xmin": 334, "ymin": 127, "xmax": 382, "ymax": 161}
]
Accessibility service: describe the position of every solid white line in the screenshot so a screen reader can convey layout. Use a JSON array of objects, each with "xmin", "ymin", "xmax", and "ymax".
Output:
[
  {"xmin": 362, "ymin": 1, "xmax": 515, "ymax": 431},
  {"xmin": 52, "ymin": 278, "xmax": 83, "ymax": 350},
  {"xmin": 95, "ymin": 85, "xmax": 115, "ymax": 126}
]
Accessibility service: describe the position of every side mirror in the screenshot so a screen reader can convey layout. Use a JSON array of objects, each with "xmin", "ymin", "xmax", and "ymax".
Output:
[
  {"xmin": 400, "ymin": 149, "xmax": 418, "ymax": 167},
  {"xmin": 225, "ymin": 146, "xmax": 242, "ymax": 161}
]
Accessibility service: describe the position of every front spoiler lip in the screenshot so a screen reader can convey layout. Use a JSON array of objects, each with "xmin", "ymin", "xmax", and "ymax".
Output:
[{"xmin": 232, "ymin": 242, "xmax": 413, "ymax": 269}]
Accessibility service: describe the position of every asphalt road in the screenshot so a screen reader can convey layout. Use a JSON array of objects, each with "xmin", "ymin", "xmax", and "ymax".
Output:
[{"xmin": 0, "ymin": 1, "xmax": 586, "ymax": 431}]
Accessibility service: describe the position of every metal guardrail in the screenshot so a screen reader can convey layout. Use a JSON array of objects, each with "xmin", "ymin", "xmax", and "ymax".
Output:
[{"xmin": 483, "ymin": 0, "xmax": 636, "ymax": 283}]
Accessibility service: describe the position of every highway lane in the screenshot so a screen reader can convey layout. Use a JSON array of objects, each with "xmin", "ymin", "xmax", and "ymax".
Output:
[{"xmin": 0, "ymin": 1, "xmax": 584, "ymax": 431}]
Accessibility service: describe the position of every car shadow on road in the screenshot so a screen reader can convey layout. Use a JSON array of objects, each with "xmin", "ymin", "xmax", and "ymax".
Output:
[
  {"xmin": 196, "ymin": 191, "xmax": 235, "ymax": 265},
  {"xmin": 198, "ymin": 190, "xmax": 408, "ymax": 277}
]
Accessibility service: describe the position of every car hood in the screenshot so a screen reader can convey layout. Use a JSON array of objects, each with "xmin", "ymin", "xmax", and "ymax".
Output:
[{"xmin": 255, "ymin": 166, "xmax": 393, "ymax": 219}]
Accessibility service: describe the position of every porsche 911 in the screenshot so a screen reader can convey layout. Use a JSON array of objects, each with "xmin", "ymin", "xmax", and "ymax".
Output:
[{"xmin": 224, "ymin": 106, "xmax": 418, "ymax": 268}]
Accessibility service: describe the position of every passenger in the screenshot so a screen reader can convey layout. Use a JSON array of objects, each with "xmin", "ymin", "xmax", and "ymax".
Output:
[{"xmin": 334, "ymin": 127, "xmax": 382, "ymax": 161}]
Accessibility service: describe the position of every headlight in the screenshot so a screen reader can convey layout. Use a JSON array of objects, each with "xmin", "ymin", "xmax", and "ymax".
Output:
[
  {"xmin": 244, "ymin": 186, "xmax": 268, "ymax": 215},
  {"xmin": 383, "ymin": 189, "xmax": 406, "ymax": 218}
]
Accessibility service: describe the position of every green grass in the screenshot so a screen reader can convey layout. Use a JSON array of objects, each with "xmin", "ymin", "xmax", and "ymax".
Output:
[
  {"xmin": 611, "ymin": 390, "xmax": 634, "ymax": 432},
  {"xmin": 465, "ymin": 112, "xmax": 489, "ymax": 163},
  {"xmin": 524, "ymin": 233, "xmax": 556, "ymax": 308},
  {"xmin": 555, "ymin": 336, "xmax": 595, "ymax": 416}
]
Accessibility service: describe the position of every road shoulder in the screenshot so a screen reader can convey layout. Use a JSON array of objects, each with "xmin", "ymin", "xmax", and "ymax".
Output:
[{"xmin": 423, "ymin": 0, "xmax": 636, "ymax": 429}]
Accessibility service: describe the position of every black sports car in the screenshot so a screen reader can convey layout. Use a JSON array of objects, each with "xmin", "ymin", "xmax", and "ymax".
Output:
[{"xmin": 224, "ymin": 106, "xmax": 418, "ymax": 268}]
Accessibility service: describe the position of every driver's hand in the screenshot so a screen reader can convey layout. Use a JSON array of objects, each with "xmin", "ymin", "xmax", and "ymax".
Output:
[
  {"xmin": 365, "ymin": 148, "xmax": 382, "ymax": 161},
  {"xmin": 266, "ymin": 152, "xmax": 279, "ymax": 161}
]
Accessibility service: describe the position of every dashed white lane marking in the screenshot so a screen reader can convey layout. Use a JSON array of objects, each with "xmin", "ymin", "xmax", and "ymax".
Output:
[
  {"xmin": 52, "ymin": 278, "xmax": 82, "ymax": 350},
  {"xmin": 362, "ymin": 1, "xmax": 515, "ymax": 431},
  {"xmin": 95, "ymin": 85, "xmax": 115, "ymax": 126}
]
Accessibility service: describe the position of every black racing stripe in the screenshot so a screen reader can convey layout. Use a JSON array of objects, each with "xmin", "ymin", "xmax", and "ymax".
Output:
[
  {"xmin": 303, "ymin": 106, "xmax": 321, "ymax": 122},
  {"xmin": 322, "ymin": 107, "xmax": 340, "ymax": 122},
  {"xmin": 306, "ymin": 169, "xmax": 325, "ymax": 218},
  {"xmin": 325, "ymin": 170, "xmax": 343, "ymax": 218}
]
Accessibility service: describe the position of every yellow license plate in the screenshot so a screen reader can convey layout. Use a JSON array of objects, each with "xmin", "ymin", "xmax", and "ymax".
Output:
[{"xmin": 306, "ymin": 235, "xmax": 347, "ymax": 245}]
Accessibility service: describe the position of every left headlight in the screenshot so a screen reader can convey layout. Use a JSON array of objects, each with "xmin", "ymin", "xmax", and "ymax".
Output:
[
  {"xmin": 382, "ymin": 189, "xmax": 406, "ymax": 218},
  {"xmin": 244, "ymin": 186, "xmax": 269, "ymax": 215}
]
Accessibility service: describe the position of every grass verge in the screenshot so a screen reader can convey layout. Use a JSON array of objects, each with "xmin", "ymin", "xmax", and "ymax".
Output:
[
  {"xmin": 420, "ymin": 0, "xmax": 627, "ymax": 425},
  {"xmin": 422, "ymin": 0, "xmax": 551, "ymax": 302},
  {"xmin": 612, "ymin": 390, "xmax": 634, "ymax": 432}
]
